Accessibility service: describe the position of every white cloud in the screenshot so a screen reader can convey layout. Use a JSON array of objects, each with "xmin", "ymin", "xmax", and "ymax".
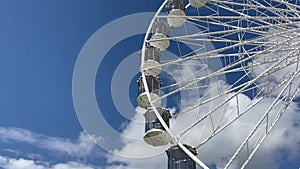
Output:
[
  {"xmin": 251, "ymin": 28, "xmax": 300, "ymax": 98},
  {"xmin": 40, "ymin": 132, "xmax": 95, "ymax": 157},
  {"xmin": 1, "ymin": 158, "xmax": 46, "ymax": 169},
  {"xmin": 0, "ymin": 127, "xmax": 105, "ymax": 168},
  {"xmin": 105, "ymin": 107, "xmax": 167, "ymax": 169},
  {"xmin": 0, "ymin": 156, "xmax": 100, "ymax": 169},
  {"xmin": 105, "ymin": 72, "xmax": 300, "ymax": 169},
  {"xmin": 196, "ymin": 95, "xmax": 300, "ymax": 169},
  {"xmin": 0, "ymin": 127, "xmax": 37, "ymax": 144},
  {"xmin": 105, "ymin": 27, "xmax": 300, "ymax": 168},
  {"xmin": 0, "ymin": 156, "xmax": 8, "ymax": 165},
  {"xmin": 51, "ymin": 161, "xmax": 96, "ymax": 169},
  {"xmin": 106, "ymin": 89, "xmax": 300, "ymax": 169},
  {"xmin": 0, "ymin": 127, "xmax": 98, "ymax": 158},
  {"xmin": 105, "ymin": 165, "xmax": 127, "ymax": 169}
]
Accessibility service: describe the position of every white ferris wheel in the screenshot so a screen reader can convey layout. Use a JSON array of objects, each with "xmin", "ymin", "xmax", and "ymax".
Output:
[{"xmin": 137, "ymin": 0, "xmax": 300, "ymax": 168}]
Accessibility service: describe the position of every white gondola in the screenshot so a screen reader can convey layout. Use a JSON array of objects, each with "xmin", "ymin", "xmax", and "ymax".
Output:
[
  {"xmin": 143, "ymin": 107, "xmax": 171, "ymax": 146},
  {"xmin": 140, "ymin": 46, "xmax": 162, "ymax": 76},
  {"xmin": 189, "ymin": 0, "xmax": 208, "ymax": 8},
  {"xmin": 137, "ymin": 76, "xmax": 162, "ymax": 109},
  {"xmin": 166, "ymin": 144, "xmax": 197, "ymax": 169},
  {"xmin": 165, "ymin": 0, "xmax": 186, "ymax": 27},
  {"xmin": 150, "ymin": 21, "xmax": 171, "ymax": 51}
]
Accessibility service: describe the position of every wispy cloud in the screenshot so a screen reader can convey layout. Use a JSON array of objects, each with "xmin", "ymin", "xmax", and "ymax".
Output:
[
  {"xmin": 0, "ymin": 127, "xmax": 106, "ymax": 168},
  {"xmin": 0, "ymin": 127, "xmax": 99, "ymax": 158},
  {"xmin": 0, "ymin": 155, "xmax": 100, "ymax": 169}
]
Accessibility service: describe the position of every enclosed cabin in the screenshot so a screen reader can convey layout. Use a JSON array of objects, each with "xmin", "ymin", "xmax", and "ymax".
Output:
[
  {"xmin": 189, "ymin": 0, "xmax": 208, "ymax": 8},
  {"xmin": 150, "ymin": 21, "xmax": 171, "ymax": 51},
  {"xmin": 137, "ymin": 75, "xmax": 162, "ymax": 109},
  {"xmin": 143, "ymin": 107, "xmax": 172, "ymax": 146},
  {"xmin": 166, "ymin": 145, "xmax": 197, "ymax": 169},
  {"xmin": 165, "ymin": 0, "xmax": 186, "ymax": 27},
  {"xmin": 140, "ymin": 46, "xmax": 162, "ymax": 76}
]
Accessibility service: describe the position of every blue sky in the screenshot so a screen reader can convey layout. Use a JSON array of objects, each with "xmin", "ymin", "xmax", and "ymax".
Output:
[
  {"xmin": 0, "ymin": 0, "xmax": 159, "ymax": 136},
  {"xmin": 0, "ymin": 0, "xmax": 161, "ymax": 168}
]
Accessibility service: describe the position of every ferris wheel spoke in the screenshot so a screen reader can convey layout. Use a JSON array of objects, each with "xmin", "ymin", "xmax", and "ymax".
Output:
[
  {"xmin": 176, "ymin": 51, "xmax": 300, "ymax": 121},
  {"xmin": 225, "ymin": 68, "xmax": 300, "ymax": 169},
  {"xmin": 143, "ymin": 26, "xmax": 300, "ymax": 74},
  {"xmin": 216, "ymin": 2, "xmax": 270, "ymax": 26},
  {"xmin": 193, "ymin": 64, "xmax": 294, "ymax": 149},
  {"xmin": 143, "ymin": 44, "xmax": 249, "ymax": 73},
  {"xmin": 146, "ymin": 22, "xmax": 298, "ymax": 51},
  {"xmin": 174, "ymin": 78, "xmax": 268, "ymax": 121},
  {"xmin": 194, "ymin": 68, "xmax": 300, "ymax": 153},
  {"xmin": 260, "ymin": 0, "xmax": 300, "ymax": 18},
  {"xmin": 240, "ymin": 87, "xmax": 300, "ymax": 169},
  {"xmin": 138, "ymin": 0, "xmax": 300, "ymax": 168},
  {"xmin": 177, "ymin": 142, "xmax": 210, "ymax": 169},
  {"xmin": 217, "ymin": 0, "xmax": 300, "ymax": 33},
  {"xmin": 158, "ymin": 15, "xmax": 269, "ymax": 36},
  {"xmin": 273, "ymin": 0, "xmax": 300, "ymax": 11},
  {"xmin": 250, "ymin": 0, "xmax": 298, "ymax": 27},
  {"xmin": 158, "ymin": 49, "xmax": 297, "ymax": 106},
  {"xmin": 216, "ymin": 0, "xmax": 300, "ymax": 15},
  {"xmin": 152, "ymin": 39, "xmax": 297, "ymax": 104},
  {"xmin": 157, "ymin": 15, "xmax": 300, "ymax": 20},
  {"xmin": 176, "ymin": 46, "xmax": 299, "ymax": 140}
]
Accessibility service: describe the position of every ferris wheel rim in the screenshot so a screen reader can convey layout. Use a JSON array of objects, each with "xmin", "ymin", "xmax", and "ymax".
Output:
[
  {"xmin": 139, "ymin": 0, "xmax": 300, "ymax": 168},
  {"xmin": 140, "ymin": 0, "xmax": 210, "ymax": 168}
]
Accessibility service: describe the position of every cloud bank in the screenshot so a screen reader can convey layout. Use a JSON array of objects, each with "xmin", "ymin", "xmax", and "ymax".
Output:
[
  {"xmin": 0, "ymin": 127, "xmax": 104, "ymax": 169},
  {"xmin": 0, "ymin": 155, "xmax": 98, "ymax": 169},
  {"xmin": 0, "ymin": 127, "xmax": 98, "ymax": 158}
]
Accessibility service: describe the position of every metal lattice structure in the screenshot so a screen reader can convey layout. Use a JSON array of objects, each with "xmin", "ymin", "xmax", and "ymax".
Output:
[{"xmin": 138, "ymin": 0, "xmax": 300, "ymax": 168}]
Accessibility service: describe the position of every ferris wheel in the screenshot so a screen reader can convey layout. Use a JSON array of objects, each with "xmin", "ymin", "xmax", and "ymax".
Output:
[{"xmin": 137, "ymin": 0, "xmax": 300, "ymax": 168}]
